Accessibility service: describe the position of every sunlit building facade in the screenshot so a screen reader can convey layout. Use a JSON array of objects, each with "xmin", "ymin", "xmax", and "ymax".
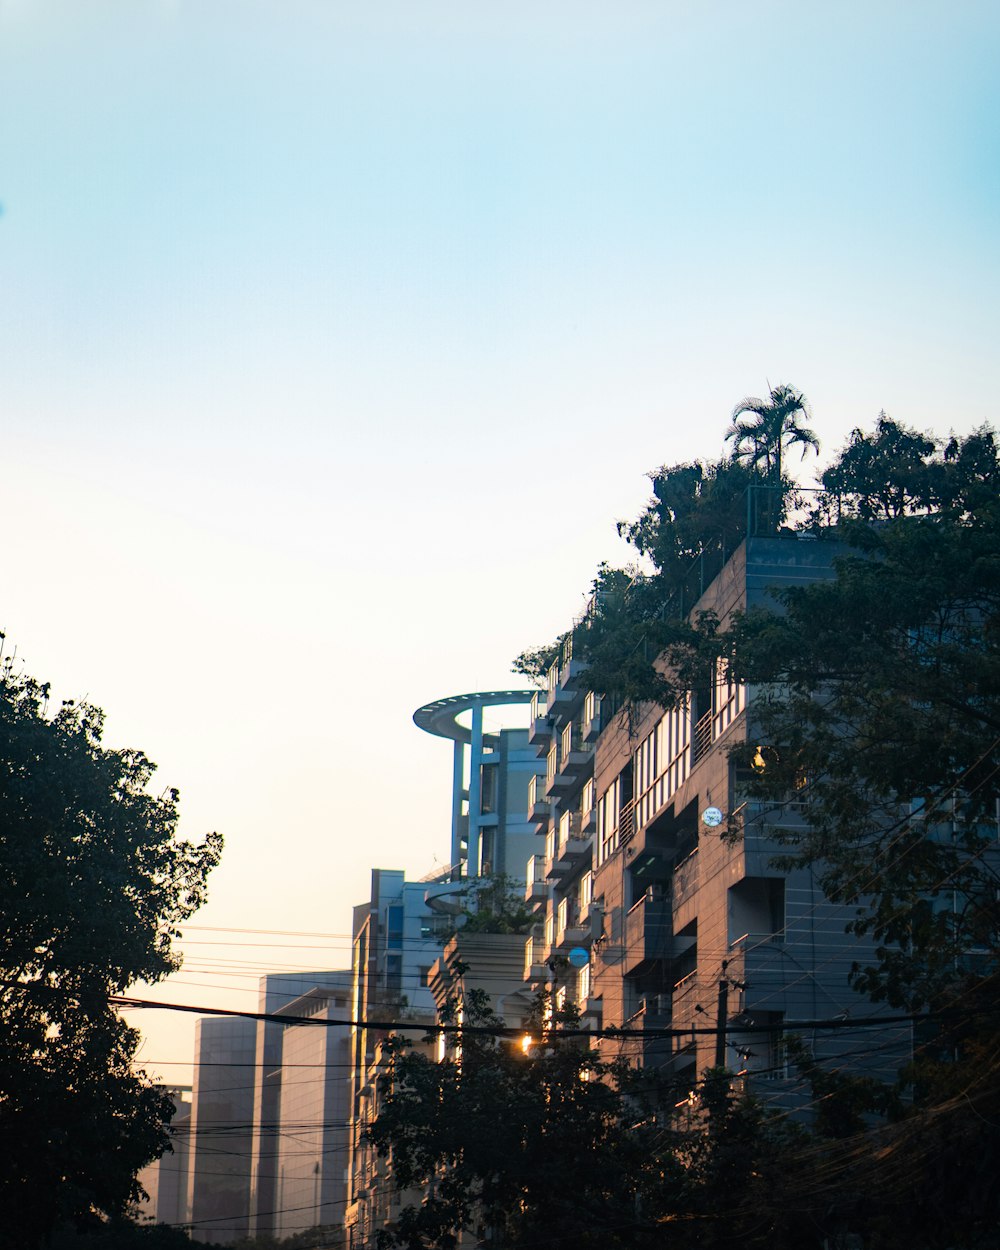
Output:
[
  {"xmin": 522, "ymin": 641, "xmax": 603, "ymax": 1027},
  {"xmin": 588, "ymin": 534, "xmax": 912, "ymax": 1090}
]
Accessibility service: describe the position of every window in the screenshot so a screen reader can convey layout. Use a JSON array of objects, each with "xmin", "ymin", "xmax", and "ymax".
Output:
[
  {"xmin": 579, "ymin": 871, "xmax": 594, "ymax": 910},
  {"xmin": 596, "ymin": 778, "xmax": 620, "ymax": 865},
  {"xmin": 713, "ymin": 656, "xmax": 746, "ymax": 739},
  {"xmin": 582, "ymin": 777, "xmax": 595, "ymax": 822}
]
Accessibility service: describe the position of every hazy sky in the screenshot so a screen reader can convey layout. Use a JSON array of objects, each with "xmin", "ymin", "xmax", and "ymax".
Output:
[{"xmin": 2, "ymin": 1, "xmax": 998, "ymax": 1079}]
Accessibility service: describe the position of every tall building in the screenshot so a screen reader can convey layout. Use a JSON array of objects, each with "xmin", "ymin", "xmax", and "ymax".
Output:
[
  {"xmin": 248, "ymin": 971, "xmax": 351, "ymax": 1238},
  {"xmin": 135, "ymin": 1088, "xmax": 191, "ymax": 1227},
  {"xmin": 522, "ymin": 643, "xmax": 603, "ymax": 1027},
  {"xmin": 344, "ymin": 868, "xmax": 445, "ymax": 1250},
  {"xmin": 587, "ymin": 533, "xmax": 912, "ymax": 1087},
  {"xmin": 186, "ymin": 1014, "xmax": 257, "ymax": 1244},
  {"xmin": 270, "ymin": 978, "xmax": 353, "ymax": 1241},
  {"xmin": 412, "ymin": 689, "xmax": 544, "ymax": 881},
  {"xmin": 170, "ymin": 973, "xmax": 351, "ymax": 1244},
  {"xmin": 345, "ymin": 691, "xmax": 545, "ymax": 1249}
]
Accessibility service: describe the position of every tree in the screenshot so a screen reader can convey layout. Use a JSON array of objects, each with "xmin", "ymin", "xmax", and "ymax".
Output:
[
  {"xmin": 511, "ymin": 635, "xmax": 567, "ymax": 686},
  {"xmin": 0, "ymin": 665, "xmax": 222, "ymax": 1250},
  {"xmin": 726, "ymin": 382, "xmax": 819, "ymax": 484},
  {"xmin": 571, "ymin": 456, "xmax": 768, "ymax": 710},
  {"xmin": 368, "ymin": 993, "xmax": 818, "ymax": 1250},
  {"xmin": 513, "ymin": 390, "xmax": 812, "ymax": 710},
  {"xmin": 717, "ymin": 421, "xmax": 1000, "ymax": 1247},
  {"xmin": 725, "ymin": 422, "xmax": 1000, "ymax": 1009},
  {"xmin": 446, "ymin": 874, "xmax": 537, "ymax": 936}
]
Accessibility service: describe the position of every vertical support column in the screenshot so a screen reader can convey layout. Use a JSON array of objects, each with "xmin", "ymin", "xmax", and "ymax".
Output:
[
  {"xmin": 451, "ymin": 739, "xmax": 465, "ymax": 872},
  {"xmin": 467, "ymin": 702, "xmax": 484, "ymax": 878}
]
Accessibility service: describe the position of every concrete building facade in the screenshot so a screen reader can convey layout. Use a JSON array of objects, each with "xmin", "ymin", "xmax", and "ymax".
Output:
[{"xmin": 587, "ymin": 535, "xmax": 912, "ymax": 1090}]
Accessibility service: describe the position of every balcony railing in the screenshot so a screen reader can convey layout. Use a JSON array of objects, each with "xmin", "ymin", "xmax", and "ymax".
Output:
[
  {"xmin": 618, "ymin": 798, "xmax": 636, "ymax": 847},
  {"xmin": 528, "ymin": 691, "xmax": 552, "ymax": 749},
  {"xmin": 672, "ymin": 846, "xmax": 700, "ymax": 909},
  {"xmin": 691, "ymin": 709, "xmax": 713, "ymax": 764},
  {"xmin": 623, "ymin": 895, "xmax": 674, "ymax": 973},
  {"xmin": 524, "ymin": 855, "xmax": 550, "ymax": 906},
  {"xmin": 582, "ymin": 692, "xmax": 602, "ymax": 741},
  {"xmin": 527, "ymin": 775, "xmax": 553, "ymax": 828}
]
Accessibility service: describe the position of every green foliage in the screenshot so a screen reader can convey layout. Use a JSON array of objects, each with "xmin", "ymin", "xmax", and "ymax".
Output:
[
  {"xmin": 49, "ymin": 1220, "xmax": 224, "ymax": 1250},
  {"xmin": 48, "ymin": 1222, "xmax": 342, "ymax": 1250},
  {"xmin": 449, "ymin": 874, "xmax": 537, "ymax": 936},
  {"xmin": 368, "ymin": 994, "xmax": 821, "ymax": 1250},
  {"xmin": 727, "ymin": 382, "xmax": 819, "ymax": 483},
  {"xmin": 724, "ymin": 424, "xmax": 1000, "ymax": 1010},
  {"xmin": 713, "ymin": 422, "xmax": 1000, "ymax": 1246},
  {"xmin": 0, "ymin": 666, "xmax": 222, "ymax": 1250},
  {"xmin": 513, "ymin": 387, "xmax": 818, "ymax": 708},
  {"xmin": 511, "ymin": 634, "xmax": 567, "ymax": 685},
  {"xmin": 575, "ymin": 455, "xmax": 768, "ymax": 709}
]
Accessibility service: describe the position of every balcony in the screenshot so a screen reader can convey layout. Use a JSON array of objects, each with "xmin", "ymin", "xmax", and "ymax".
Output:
[
  {"xmin": 523, "ymin": 935, "xmax": 550, "ymax": 983},
  {"xmin": 544, "ymin": 829, "xmax": 571, "ymax": 877},
  {"xmin": 527, "ymin": 691, "xmax": 552, "ymax": 751},
  {"xmin": 672, "ymin": 846, "xmax": 700, "ymax": 911},
  {"xmin": 622, "ymin": 894, "xmax": 690, "ymax": 976},
  {"xmin": 582, "ymin": 692, "xmax": 603, "ymax": 742},
  {"xmin": 556, "ymin": 921, "xmax": 589, "ymax": 952},
  {"xmin": 691, "ymin": 708, "xmax": 713, "ymax": 765},
  {"xmin": 622, "ymin": 995, "xmax": 672, "ymax": 1066},
  {"xmin": 558, "ymin": 724, "xmax": 594, "ymax": 779},
  {"xmin": 544, "ymin": 744, "xmax": 575, "ymax": 796},
  {"xmin": 524, "ymin": 855, "xmax": 551, "ymax": 907},
  {"xmin": 670, "ymin": 968, "xmax": 705, "ymax": 1040},
  {"xmin": 725, "ymin": 933, "xmax": 789, "ymax": 1013},
  {"xmin": 546, "ymin": 637, "xmax": 586, "ymax": 717},
  {"xmin": 557, "ymin": 834, "xmax": 592, "ymax": 867},
  {"xmin": 527, "ymin": 775, "xmax": 554, "ymax": 828}
]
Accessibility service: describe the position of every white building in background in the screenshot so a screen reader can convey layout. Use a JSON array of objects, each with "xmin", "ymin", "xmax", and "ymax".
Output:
[
  {"xmin": 186, "ymin": 1014, "xmax": 257, "ymax": 1244},
  {"xmin": 135, "ymin": 1088, "xmax": 191, "ymax": 1227},
  {"xmin": 271, "ymin": 977, "xmax": 353, "ymax": 1241},
  {"xmin": 247, "ymin": 970, "xmax": 351, "ymax": 1239}
]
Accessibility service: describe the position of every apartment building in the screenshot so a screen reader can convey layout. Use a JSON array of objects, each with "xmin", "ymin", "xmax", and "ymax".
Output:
[
  {"xmin": 523, "ymin": 642, "xmax": 603, "ymax": 1025},
  {"xmin": 587, "ymin": 534, "xmax": 912, "ymax": 1089}
]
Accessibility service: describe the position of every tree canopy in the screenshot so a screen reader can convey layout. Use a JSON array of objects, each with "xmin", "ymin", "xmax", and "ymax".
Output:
[
  {"xmin": 726, "ymin": 382, "xmax": 819, "ymax": 482},
  {"xmin": 368, "ymin": 992, "xmax": 815, "ymax": 1250},
  {"xmin": 726, "ymin": 421, "xmax": 1000, "ymax": 1009},
  {"xmin": 509, "ymin": 403, "xmax": 1000, "ymax": 1247},
  {"xmin": 0, "ymin": 664, "xmax": 222, "ymax": 1250}
]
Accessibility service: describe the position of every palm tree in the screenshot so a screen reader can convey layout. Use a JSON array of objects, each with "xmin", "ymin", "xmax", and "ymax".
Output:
[{"xmin": 726, "ymin": 383, "xmax": 820, "ymax": 484}]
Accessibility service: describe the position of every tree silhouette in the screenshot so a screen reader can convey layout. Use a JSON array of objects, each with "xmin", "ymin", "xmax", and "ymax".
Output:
[{"xmin": 726, "ymin": 383, "xmax": 819, "ymax": 484}]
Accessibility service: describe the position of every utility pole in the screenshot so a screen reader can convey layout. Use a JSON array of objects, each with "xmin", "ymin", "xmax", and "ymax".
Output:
[{"xmin": 714, "ymin": 959, "xmax": 729, "ymax": 1068}]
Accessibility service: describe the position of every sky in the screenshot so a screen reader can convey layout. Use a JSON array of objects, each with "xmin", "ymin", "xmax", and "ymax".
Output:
[{"xmin": 1, "ymin": 0, "xmax": 998, "ymax": 1083}]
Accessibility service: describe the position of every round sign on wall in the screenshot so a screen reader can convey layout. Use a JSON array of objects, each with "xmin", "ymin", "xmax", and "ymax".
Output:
[
  {"xmin": 567, "ymin": 946, "xmax": 589, "ymax": 968},
  {"xmin": 701, "ymin": 806, "xmax": 724, "ymax": 828}
]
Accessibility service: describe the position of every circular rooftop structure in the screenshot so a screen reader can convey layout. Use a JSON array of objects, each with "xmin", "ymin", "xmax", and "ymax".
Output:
[{"xmin": 413, "ymin": 690, "xmax": 536, "ymax": 744}]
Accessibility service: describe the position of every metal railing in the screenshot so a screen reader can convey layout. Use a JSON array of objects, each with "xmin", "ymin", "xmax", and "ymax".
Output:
[{"xmin": 691, "ymin": 709, "xmax": 713, "ymax": 763}]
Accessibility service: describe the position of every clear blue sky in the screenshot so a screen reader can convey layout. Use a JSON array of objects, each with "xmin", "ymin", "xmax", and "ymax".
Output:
[{"xmin": 1, "ymin": 0, "xmax": 998, "ymax": 1077}]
